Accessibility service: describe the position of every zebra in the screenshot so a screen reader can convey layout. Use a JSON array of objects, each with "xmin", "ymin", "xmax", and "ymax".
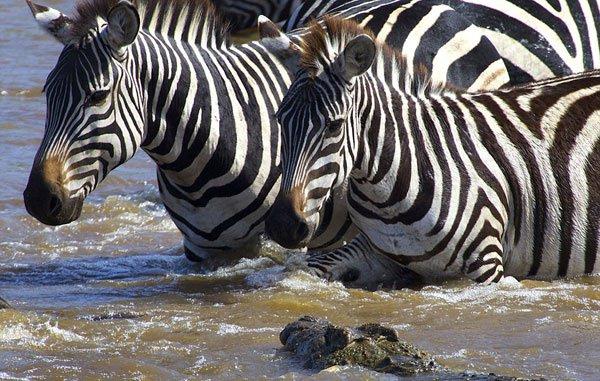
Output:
[
  {"xmin": 265, "ymin": 17, "xmax": 600, "ymax": 286},
  {"xmin": 212, "ymin": 0, "xmax": 301, "ymax": 32},
  {"xmin": 284, "ymin": 0, "xmax": 600, "ymax": 86},
  {"xmin": 438, "ymin": 0, "xmax": 600, "ymax": 84},
  {"xmin": 22, "ymin": 0, "xmax": 509, "ymax": 263}
]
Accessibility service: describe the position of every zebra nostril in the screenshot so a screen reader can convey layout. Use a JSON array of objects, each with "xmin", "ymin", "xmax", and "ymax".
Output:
[{"xmin": 48, "ymin": 194, "xmax": 62, "ymax": 217}]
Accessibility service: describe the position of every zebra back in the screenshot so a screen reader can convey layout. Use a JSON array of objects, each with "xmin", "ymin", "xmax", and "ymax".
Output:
[
  {"xmin": 285, "ymin": 0, "xmax": 600, "ymax": 85},
  {"xmin": 213, "ymin": 0, "xmax": 301, "ymax": 32},
  {"xmin": 283, "ymin": 0, "xmax": 510, "ymax": 90}
]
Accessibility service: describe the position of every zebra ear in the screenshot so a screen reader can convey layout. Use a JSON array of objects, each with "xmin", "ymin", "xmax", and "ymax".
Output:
[
  {"xmin": 340, "ymin": 34, "xmax": 376, "ymax": 80},
  {"xmin": 106, "ymin": 1, "xmax": 140, "ymax": 52},
  {"xmin": 258, "ymin": 15, "xmax": 299, "ymax": 51},
  {"xmin": 258, "ymin": 15, "xmax": 283, "ymax": 39},
  {"xmin": 26, "ymin": 0, "xmax": 74, "ymax": 45}
]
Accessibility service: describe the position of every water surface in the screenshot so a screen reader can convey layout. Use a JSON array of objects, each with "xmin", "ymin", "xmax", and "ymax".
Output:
[{"xmin": 0, "ymin": 1, "xmax": 598, "ymax": 379}]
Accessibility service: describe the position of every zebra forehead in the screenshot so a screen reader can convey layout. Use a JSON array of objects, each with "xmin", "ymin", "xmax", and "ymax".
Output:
[
  {"xmin": 68, "ymin": 0, "xmax": 230, "ymax": 47},
  {"xmin": 46, "ymin": 41, "xmax": 111, "ymax": 85}
]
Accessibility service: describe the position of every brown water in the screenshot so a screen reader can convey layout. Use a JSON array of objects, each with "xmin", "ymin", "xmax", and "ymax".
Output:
[{"xmin": 0, "ymin": 1, "xmax": 599, "ymax": 380}]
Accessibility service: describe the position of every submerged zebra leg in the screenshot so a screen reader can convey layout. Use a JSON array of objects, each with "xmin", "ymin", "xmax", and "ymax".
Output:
[{"xmin": 305, "ymin": 234, "xmax": 421, "ymax": 290}]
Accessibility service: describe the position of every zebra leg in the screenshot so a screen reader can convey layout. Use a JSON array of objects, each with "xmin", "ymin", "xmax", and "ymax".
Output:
[
  {"xmin": 463, "ymin": 244, "xmax": 505, "ymax": 284},
  {"xmin": 304, "ymin": 234, "xmax": 421, "ymax": 290}
]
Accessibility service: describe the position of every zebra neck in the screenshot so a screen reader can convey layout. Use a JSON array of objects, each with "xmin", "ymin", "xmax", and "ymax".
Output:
[
  {"xmin": 350, "ymin": 77, "xmax": 471, "ymax": 236},
  {"xmin": 132, "ymin": 32, "xmax": 293, "ymax": 186}
]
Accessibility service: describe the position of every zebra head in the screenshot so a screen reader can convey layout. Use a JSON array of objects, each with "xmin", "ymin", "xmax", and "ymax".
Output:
[
  {"xmin": 23, "ymin": 1, "xmax": 145, "ymax": 225},
  {"xmin": 266, "ymin": 30, "xmax": 376, "ymax": 249}
]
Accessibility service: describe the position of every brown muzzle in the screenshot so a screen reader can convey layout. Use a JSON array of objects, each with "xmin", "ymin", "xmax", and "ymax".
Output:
[
  {"xmin": 23, "ymin": 157, "xmax": 82, "ymax": 225},
  {"xmin": 265, "ymin": 187, "xmax": 313, "ymax": 249}
]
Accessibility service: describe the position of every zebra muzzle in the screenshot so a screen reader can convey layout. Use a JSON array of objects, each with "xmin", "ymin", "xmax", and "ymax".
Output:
[
  {"xmin": 23, "ymin": 162, "xmax": 83, "ymax": 226},
  {"xmin": 266, "ymin": 192, "xmax": 313, "ymax": 249}
]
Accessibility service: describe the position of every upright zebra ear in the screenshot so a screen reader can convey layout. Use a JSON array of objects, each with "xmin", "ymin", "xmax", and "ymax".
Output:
[
  {"xmin": 340, "ymin": 34, "xmax": 376, "ymax": 81},
  {"xmin": 258, "ymin": 15, "xmax": 299, "ymax": 52},
  {"xmin": 26, "ymin": 0, "xmax": 74, "ymax": 45},
  {"xmin": 106, "ymin": 1, "xmax": 140, "ymax": 52},
  {"xmin": 258, "ymin": 15, "xmax": 283, "ymax": 39}
]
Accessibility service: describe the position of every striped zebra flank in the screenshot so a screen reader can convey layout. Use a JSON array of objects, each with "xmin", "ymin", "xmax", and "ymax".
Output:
[
  {"xmin": 266, "ymin": 17, "xmax": 600, "ymax": 286},
  {"xmin": 23, "ymin": 0, "xmax": 511, "ymax": 262}
]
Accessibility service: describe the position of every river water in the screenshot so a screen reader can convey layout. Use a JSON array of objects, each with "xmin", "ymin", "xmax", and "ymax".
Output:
[{"xmin": 0, "ymin": 1, "xmax": 599, "ymax": 380}]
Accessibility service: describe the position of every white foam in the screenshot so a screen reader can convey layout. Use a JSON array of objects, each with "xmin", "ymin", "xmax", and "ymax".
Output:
[
  {"xmin": 216, "ymin": 323, "xmax": 278, "ymax": 335},
  {"xmin": 437, "ymin": 348, "xmax": 468, "ymax": 359},
  {"xmin": 497, "ymin": 276, "xmax": 521, "ymax": 287},
  {"xmin": 208, "ymin": 257, "xmax": 276, "ymax": 279},
  {"xmin": 245, "ymin": 265, "xmax": 286, "ymax": 287},
  {"xmin": 193, "ymin": 355, "xmax": 208, "ymax": 367},
  {"xmin": 418, "ymin": 281, "xmax": 565, "ymax": 306},
  {"xmin": 44, "ymin": 321, "xmax": 84, "ymax": 342},
  {"xmin": 535, "ymin": 316, "xmax": 553, "ymax": 324},
  {"xmin": 0, "ymin": 372, "xmax": 29, "ymax": 381},
  {"xmin": 276, "ymin": 271, "xmax": 350, "ymax": 298},
  {"xmin": 0, "ymin": 324, "xmax": 35, "ymax": 342}
]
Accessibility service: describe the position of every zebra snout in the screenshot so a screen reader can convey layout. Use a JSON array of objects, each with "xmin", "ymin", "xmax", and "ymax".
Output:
[
  {"xmin": 266, "ymin": 193, "xmax": 312, "ymax": 249},
  {"xmin": 23, "ymin": 162, "xmax": 82, "ymax": 226}
]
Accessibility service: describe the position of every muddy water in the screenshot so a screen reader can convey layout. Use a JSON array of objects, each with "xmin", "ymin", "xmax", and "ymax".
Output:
[{"xmin": 0, "ymin": 1, "xmax": 599, "ymax": 380}]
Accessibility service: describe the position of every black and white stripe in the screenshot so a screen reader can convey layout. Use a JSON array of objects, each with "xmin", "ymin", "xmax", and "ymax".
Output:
[
  {"xmin": 212, "ymin": 0, "xmax": 301, "ymax": 32},
  {"xmin": 285, "ymin": 0, "xmax": 510, "ymax": 90},
  {"xmin": 267, "ymin": 19, "xmax": 600, "ymax": 285},
  {"xmin": 285, "ymin": 0, "xmax": 600, "ymax": 86},
  {"xmin": 439, "ymin": 0, "xmax": 600, "ymax": 84}
]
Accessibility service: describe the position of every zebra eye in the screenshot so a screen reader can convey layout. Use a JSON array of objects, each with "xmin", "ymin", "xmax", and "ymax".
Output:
[
  {"xmin": 326, "ymin": 119, "xmax": 344, "ymax": 133},
  {"xmin": 84, "ymin": 90, "xmax": 110, "ymax": 107}
]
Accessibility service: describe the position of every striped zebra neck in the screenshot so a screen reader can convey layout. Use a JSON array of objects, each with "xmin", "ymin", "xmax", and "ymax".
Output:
[
  {"xmin": 129, "ymin": 30, "xmax": 295, "ymax": 175},
  {"xmin": 347, "ymin": 74, "xmax": 481, "ymax": 220},
  {"xmin": 346, "ymin": 76, "xmax": 434, "ymax": 199}
]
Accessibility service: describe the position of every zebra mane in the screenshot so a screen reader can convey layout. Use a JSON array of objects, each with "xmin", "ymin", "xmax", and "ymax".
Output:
[
  {"xmin": 70, "ymin": 0, "xmax": 230, "ymax": 48},
  {"xmin": 300, "ymin": 17, "xmax": 446, "ymax": 96}
]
